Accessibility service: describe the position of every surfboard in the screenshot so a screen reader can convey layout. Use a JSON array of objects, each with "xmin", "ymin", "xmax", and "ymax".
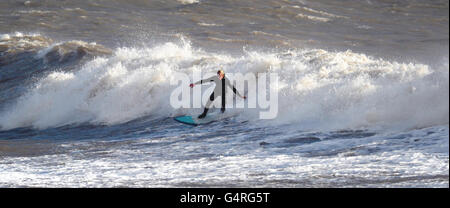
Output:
[
  {"xmin": 174, "ymin": 111, "xmax": 236, "ymax": 126},
  {"xmin": 174, "ymin": 114, "xmax": 217, "ymax": 126},
  {"xmin": 174, "ymin": 115, "xmax": 196, "ymax": 126}
]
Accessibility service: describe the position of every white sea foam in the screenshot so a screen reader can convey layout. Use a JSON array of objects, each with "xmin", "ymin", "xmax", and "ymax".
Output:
[
  {"xmin": 296, "ymin": 13, "xmax": 331, "ymax": 22},
  {"xmin": 0, "ymin": 39, "xmax": 448, "ymax": 131},
  {"xmin": 0, "ymin": 32, "xmax": 50, "ymax": 51},
  {"xmin": 0, "ymin": 34, "xmax": 10, "ymax": 40},
  {"xmin": 0, "ymin": 125, "xmax": 447, "ymax": 187},
  {"xmin": 177, "ymin": 0, "xmax": 200, "ymax": 5},
  {"xmin": 198, "ymin": 22, "xmax": 223, "ymax": 27}
]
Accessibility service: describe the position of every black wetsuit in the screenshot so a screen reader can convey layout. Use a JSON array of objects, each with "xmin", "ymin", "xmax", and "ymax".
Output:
[{"xmin": 194, "ymin": 75, "xmax": 243, "ymax": 118}]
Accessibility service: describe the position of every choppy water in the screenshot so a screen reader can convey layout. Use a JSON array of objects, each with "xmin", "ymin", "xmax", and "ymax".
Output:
[{"xmin": 0, "ymin": 0, "xmax": 448, "ymax": 187}]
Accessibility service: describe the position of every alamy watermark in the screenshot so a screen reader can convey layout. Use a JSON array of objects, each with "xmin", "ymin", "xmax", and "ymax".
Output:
[{"xmin": 170, "ymin": 71, "xmax": 278, "ymax": 119}]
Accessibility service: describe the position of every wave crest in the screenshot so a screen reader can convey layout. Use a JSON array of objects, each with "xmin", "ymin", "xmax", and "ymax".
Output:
[{"xmin": 0, "ymin": 38, "xmax": 447, "ymax": 130}]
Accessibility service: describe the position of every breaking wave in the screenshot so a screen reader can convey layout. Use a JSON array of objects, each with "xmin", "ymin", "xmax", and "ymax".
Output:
[{"xmin": 0, "ymin": 35, "xmax": 448, "ymax": 130}]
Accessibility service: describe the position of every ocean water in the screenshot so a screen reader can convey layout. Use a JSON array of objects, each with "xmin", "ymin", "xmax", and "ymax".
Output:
[{"xmin": 0, "ymin": 0, "xmax": 448, "ymax": 187}]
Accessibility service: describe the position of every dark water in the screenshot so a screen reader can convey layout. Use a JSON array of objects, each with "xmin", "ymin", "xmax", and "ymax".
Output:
[
  {"xmin": 1, "ymin": 0, "xmax": 448, "ymax": 62},
  {"xmin": 0, "ymin": 0, "xmax": 448, "ymax": 187}
]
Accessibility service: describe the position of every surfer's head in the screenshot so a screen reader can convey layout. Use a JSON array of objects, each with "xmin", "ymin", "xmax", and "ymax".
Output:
[{"xmin": 217, "ymin": 69, "xmax": 225, "ymax": 79}]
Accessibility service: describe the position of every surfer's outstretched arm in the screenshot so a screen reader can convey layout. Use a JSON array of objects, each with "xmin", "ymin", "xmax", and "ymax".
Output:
[
  {"xmin": 190, "ymin": 76, "xmax": 216, "ymax": 88},
  {"xmin": 225, "ymin": 78, "xmax": 246, "ymax": 99}
]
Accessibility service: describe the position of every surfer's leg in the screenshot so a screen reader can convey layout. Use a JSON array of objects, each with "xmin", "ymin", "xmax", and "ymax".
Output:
[
  {"xmin": 221, "ymin": 93, "xmax": 225, "ymax": 113},
  {"xmin": 198, "ymin": 92, "xmax": 215, "ymax": 119},
  {"xmin": 198, "ymin": 108, "xmax": 209, "ymax": 119}
]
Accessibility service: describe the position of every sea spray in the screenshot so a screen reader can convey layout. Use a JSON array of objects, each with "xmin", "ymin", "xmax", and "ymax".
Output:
[{"xmin": 0, "ymin": 39, "xmax": 448, "ymax": 131}]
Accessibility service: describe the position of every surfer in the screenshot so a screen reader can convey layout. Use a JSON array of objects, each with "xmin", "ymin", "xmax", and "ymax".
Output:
[{"xmin": 190, "ymin": 70, "xmax": 246, "ymax": 119}]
